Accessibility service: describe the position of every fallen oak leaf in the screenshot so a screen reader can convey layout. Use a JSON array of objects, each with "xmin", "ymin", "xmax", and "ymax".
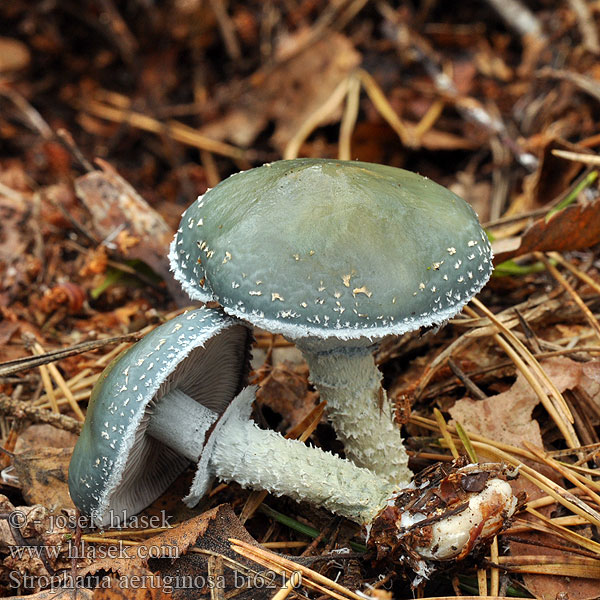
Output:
[
  {"xmin": 75, "ymin": 505, "xmax": 267, "ymax": 600},
  {"xmin": 76, "ymin": 505, "xmax": 231, "ymax": 578},
  {"xmin": 153, "ymin": 504, "xmax": 286, "ymax": 600},
  {"xmin": 199, "ymin": 30, "xmax": 361, "ymax": 152},
  {"xmin": 449, "ymin": 357, "xmax": 600, "ymax": 600},
  {"xmin": 492, "ymin": 197, "xmax": 600, "ymax": 264}
]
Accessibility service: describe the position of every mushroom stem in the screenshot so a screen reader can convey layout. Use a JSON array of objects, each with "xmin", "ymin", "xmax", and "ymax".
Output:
[
  {"xmin": 148, "ymin": 388, "xmax": 517, "ymax": 561},
  {"xmin": 147, "ymin": 388, "xmax": 217, "ymax": 461},
  {"xmin": 147, "ymin": 387, "xmax": 396, "ymax": 524},
  {"xmin": 298, "ymin": 344, "xmax": 412, "ymax": 486}
]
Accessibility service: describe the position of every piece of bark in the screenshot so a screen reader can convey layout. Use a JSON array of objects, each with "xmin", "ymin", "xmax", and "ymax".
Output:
[{"xmin": 75, "ymin": 161, "xmax": 189, "ymax": 305}]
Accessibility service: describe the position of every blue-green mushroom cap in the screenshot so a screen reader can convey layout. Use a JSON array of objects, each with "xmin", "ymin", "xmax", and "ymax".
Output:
[
  {"xmin": 68, "ymin": 308, "xmax": 251, "ymax": 526},
  {"xmin": 169, "ymin": 159, "xmax": 492, "ymax": 345}
]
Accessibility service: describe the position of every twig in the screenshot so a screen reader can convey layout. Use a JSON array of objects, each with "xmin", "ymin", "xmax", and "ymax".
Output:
[
  {"xmin": 489, "ymin": 537, "xmax": 499, "ymax": 596},
  {"xmin": 551, "ymin": 148, "xmax": 600, "ymax": 166},
  {"xmin": 501, "ymin": 534, "xmax": 600, "ymax": 558},
  {"xmin": 249, "ymin": 0, "xmax": 369, "ymax": 86},
  {"xmin": 0, "ymin": 181, "xmax": 27, "ymax": 202},
  {"xmin": 36, "ymin": 372, "xmax": 99, "ymax": 409},
  {"xmin": 483, "ymin": 0, "xmax": 543, "ymax": 37},
  {"xmin": 230, "ymin": 538, "xmax": 363, "ymax": 600},
  {"xmin": 357, "ymin": 69, "xmax": 414, "ymax": 147},
  {"xmin": 566, "ymin": 0, "xmax": 600, "ymax": 54},
  {"xmin": 0, "ymin": 395, "xmax": 82, "ymax": 434},
  {"xmin": 82, "ymin": 98, "xmax": 249, "ymax": 161},
  {"xmin": 209, "ymin": 0, "xmax": 242, "ymax": 61},
  {"xmin": 96, "ymin": 0, "xmax": 139, "ymax": 63},
  {"xmin": 338, "ymin": 74, "xmax": 360, "ymax": 160},
  {"xmin": 477, "ymin": 568, "xmax": 488, "ymax": 597},
  {"xmin": 201, "ymin": 150, "xmax": 221, "ymax": 188},
  {"xmin": 0, "ymin": 86, "xmax": 53, "ymax": 138},
  {"xmin": 526, "ymin": 506, "xmax": 600, "ymax": 554},
  {"xmin": 524, "ymin": 442, "xmax": 600, "ymax": 507},
  {"xmin": 433, "ymin": 408, "xmax": 459, "ymax": 459},
  {"xmin": 284, "ymin": 77, "xmax": 350, "ymax": 159},
  {"xmin": 271, "ymin": 572, "xmax": 302, "ymax": 600},
  {"xmin": 412, "ymin": 413, "xmax": 534, "ymax": 462},
  {"xmin": 35, "ymin": 358, "xmax": 59, "ymax": 414},
  {"xmin": 548, "ymin": 252, "xmax": 600, "ymax": 296},
  {"xmin": 413, "ymin": 98, "xmax": 445, "ymax": 142},
  {"xmin": 468, "ymin": 300, "xmax": 577, "ymax": 441},
  {"xmin": 0, "ymin": 333, "xmax": 142, "ymax": 378},
  {"xmin": 55, "ymin": 128, "xmax": 95, "ymax": 172},
  {"xmin": 474, "ymin": 441, "xmax": 600, "ymax": 531},
  {"xmin": 377, "ymin": 2, "xmax": 538, "ymax": 170},
  {"xmin": 447, "ymin": 358, "xmax": 487, "ymax": 400},
  {"xmin": 537, "ymin": 67, "xmax": 600, "ymax": 104}
]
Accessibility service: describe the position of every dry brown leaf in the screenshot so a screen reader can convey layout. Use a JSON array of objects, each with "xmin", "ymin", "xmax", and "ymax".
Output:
[
  {"xmin": 12, "ymin": 447, "xmax": 74, "ymax": 511},
  {"xmin": 492, "ymin": 197, "xmax": 600, "ymax": 264},
  {"xmin": 15, "ymin": 424, "xmax": 78, "ymax": 453},
  {"xmin": 450, "ymin": 357, "xmax": 600, "ymax": 599},
  {"xmin": 449, "ymin": 370, "xmax": 543, "ymax": 452},
  {"xmin": 136, "ymin": 508, "xmax": 221, "ymax": 560},
  {"xmin": 154, "ymin": 504, "xmax": 273, "ymax": 600},
  {"xmin": 11, "ymin": 425, "xmax": 77, "ymax": 512},
  {"xmin": 0, "ymin": 496, "xmax": 81, "ymax": 590},
  {"xmin": 199, "ymin": 30, "xmax": 361, "ymax": 151},
  {"xmin": 77, "ymin": 505, "xmax": 229, "ymax": 580},
  {"xmin": 449, "ymin": 357, "xmax": 600, "ymax": 455},
  {"xmin": 76, "ymin": 505, "xmax": 267, "ymax": 600},
  {"xmin": 521, "ymin": 139, "xmax": 584, "ymax": 211}
]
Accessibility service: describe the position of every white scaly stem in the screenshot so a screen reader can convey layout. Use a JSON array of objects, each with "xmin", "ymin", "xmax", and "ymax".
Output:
[
  {"xmin": 148, "ymin": 388, "xmax": 517, "ymax": 562},
  {"xmin": 148, "ymin": 388, "xmax": 396, "ymax": 524},
  {"xmin": 147, "ymin": 388, "xmax": 216, "ymax": 461},
  {"xmin": 298, "ymin": 345, "xmax": 412, "ymax": 486}
]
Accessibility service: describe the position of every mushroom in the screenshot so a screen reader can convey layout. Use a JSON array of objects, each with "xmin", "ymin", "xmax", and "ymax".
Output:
[
  {"xmin": 68, "ymin": 307, "xmax": 251, "ymax": 527},
  {"xmin": 169, "ymin": 158, "xmax": 493, "ymax": 485},
  {"xmin": 69, "ymin": 307, "xmax": 517, "ymax": 567}
]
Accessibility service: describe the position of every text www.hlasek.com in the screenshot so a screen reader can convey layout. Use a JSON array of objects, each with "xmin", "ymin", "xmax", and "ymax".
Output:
[{"xmin": 9, "ymin": 540, "xmax": 179, "ymax": 561}]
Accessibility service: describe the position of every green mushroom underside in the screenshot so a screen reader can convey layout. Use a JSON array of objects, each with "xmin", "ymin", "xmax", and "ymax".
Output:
[
  {"xmin": 68, "ymin": 308, "xmax": 249, "ymax": 525},
  {"xmin": 171, "ymin": 159, "xmax": 492, "ymax": 339},
  {"xmin": 68, "ymin": 337, "xmax": 187, "ymax": 524}
]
